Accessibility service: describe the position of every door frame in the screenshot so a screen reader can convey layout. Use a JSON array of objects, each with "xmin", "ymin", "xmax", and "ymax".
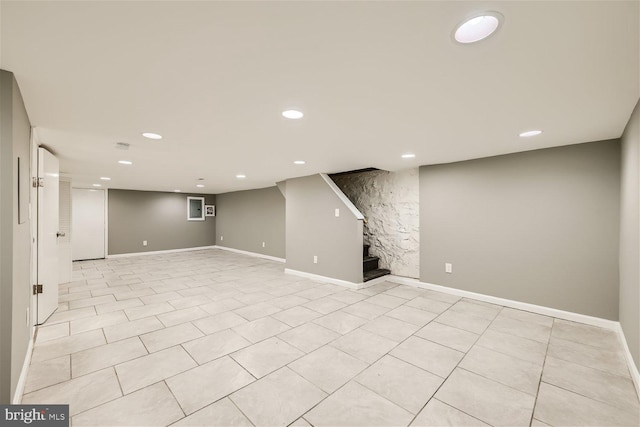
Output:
[
  {"xmin": 58, "ymin": 175, "xmax": 73, "ymax": 284},
  {"xmin": 104, "ymin": 188, "xmax": 109, "ymax": 257},
  {"xmin": 36, "ymin": 147, "xmax": 59, "ymax": 324},
  {"xmin": 71, "ymin": 187, "xmax": 108, "ymax": 261},
  {"xmin": 29, "ymin": 130, "xmax": 38, "ymax": 326}
]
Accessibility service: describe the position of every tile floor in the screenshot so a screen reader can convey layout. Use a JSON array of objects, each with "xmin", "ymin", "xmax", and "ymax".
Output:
[{"xmin": 22, "ymin": 249, "xmax": 640, "ymax": 426}]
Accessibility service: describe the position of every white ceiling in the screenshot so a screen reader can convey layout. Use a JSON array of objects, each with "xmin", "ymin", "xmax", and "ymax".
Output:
[{"xmin": 1, "ymin": 1, "xmax": 638, "ymax": 194}]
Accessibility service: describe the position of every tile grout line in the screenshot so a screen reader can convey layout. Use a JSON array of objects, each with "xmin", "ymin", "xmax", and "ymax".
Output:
[
  {"xmin": 220, "ymin": 286, "xmax": 410, "ymax": 424},
  {"xmin": 537, "ymin": 379, "xmax": 640, "ymax": 415},
  {"xmin": 162, "ymin": 379, "xmax": 187, "ymax": 420},
  {"xmin": 227, "ymin": 395, "xmax": 257, "ymax": 427},
  {"xmin": 297, "ymin": 297, "xmax": 490, "ymax": 425},
  {"xmin": 404, "ymin": 305, "xmax": 506, "ymax": 426},
  {"xmin": 547, "ymin": 336, "xmax": 632, "ymax": 378}
]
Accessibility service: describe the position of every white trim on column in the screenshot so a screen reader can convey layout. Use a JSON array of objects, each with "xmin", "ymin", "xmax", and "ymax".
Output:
[
  {"xmin": 214, "ymin": 245, "xmax": 285, "ymax": 263},
  {"xmin": 319, "ymin": 173, "xmax": 364, "ymax": 220},
  {"xmin": 284, "ymin": 268, "xmax": 363, "ymax": 289}
]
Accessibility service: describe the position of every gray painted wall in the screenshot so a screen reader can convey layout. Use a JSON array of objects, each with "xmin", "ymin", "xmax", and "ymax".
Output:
[
  {"xmin": 0, "ymin": 71, "xmax": 32, "ymax": 402},
  {"xmin": 333, "ymin": 168, "xmax": 420, "ymax": 278},
  {"xmin": 108, "ymin": 190, "xmax": 215, "ymax": 255},
  {"xmin": 620, "ymin": 99, "xmax": 640, "ymax": 370},
  {"xmin": 420, "ymin": 140, "xmax": 620, "ymax": 320},
  {"xmin": 286, "ymin": 174, "xmax": 363, "ymax": 283},
  {"xmin": 215, "ymin": 186, "xmax": 285, "ymax": 259}
]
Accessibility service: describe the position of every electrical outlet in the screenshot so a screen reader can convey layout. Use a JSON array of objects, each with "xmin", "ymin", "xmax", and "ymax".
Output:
[
  {"xmin": 143, "ymin": 240, "xmax": 148, "ymax": 246},
  {"xmin": 313, "ymin": 255, "xmax": 318, "ymax": 264},
  {"xmin": 262, "ymin": 242, "xmax": 266, "ymax": 248},
  {"xmin": 335, "ymin": 208, "xmax": 340, "ymax": 217},
  {"xmin": 220, "ymin": 235, "xmax": 223, "ymax": 241},
  {"xmin": 445, "ymin": 263, "xmax": 453, "ymax": 273}
]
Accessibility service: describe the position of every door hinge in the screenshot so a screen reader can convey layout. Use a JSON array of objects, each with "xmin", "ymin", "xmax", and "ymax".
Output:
[
  {"xmin": 32, "ymin": 177, "xmax": 44, "ymax": 188},
  {"xmin": 33, "ymin": 284, "xmax": 43, "ymax": 295}
]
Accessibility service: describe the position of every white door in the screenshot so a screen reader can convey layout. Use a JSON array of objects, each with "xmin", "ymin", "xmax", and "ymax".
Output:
[
  {"xmin": 72, "ymin": 188, "xmax": 105, "ymax": 260},
  {"xmin": 37, "ymin": 148, "xmax": 59, "ymax": 324}
]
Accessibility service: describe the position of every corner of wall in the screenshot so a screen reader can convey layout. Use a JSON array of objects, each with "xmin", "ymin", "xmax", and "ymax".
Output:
[{"xmin": 619, "ymin": 97, "xmax": 640, "ymax": 372}]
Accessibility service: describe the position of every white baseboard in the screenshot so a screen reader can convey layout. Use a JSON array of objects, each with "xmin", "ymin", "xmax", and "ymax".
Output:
[
  {"xmin": 13, "ymin": 326, "xmax": 35, "ymax": 404},
  {"xmin": 285, "ymin": 269, "xmax": 404, "ymax": 290},
  {"xmin": 387, "ymin": 275, "xmax": 619, "ymax": 330},
  {"xmin": 387, "ymin": 275, "xmax": 640, "ymax": 396},
  {"xmin": 284, "ymin": 268, "xmax": 366, "ymax": 289},
  {"xmin": 214, "ymin": 245, "xmax": 285, "ymax": 263},
  {"xmin": 615, "ymin": 323, "xmax": 640, "ymax": 398},
  {"xmin": 360, "ymin": 274, "xmax": 398, "ymax": 288},
  {"xmin": 106, "ymin": 245, "xmax": 217, "ymax": 259}
]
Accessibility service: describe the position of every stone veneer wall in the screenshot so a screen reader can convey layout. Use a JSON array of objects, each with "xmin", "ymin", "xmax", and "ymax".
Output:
[{"xmin": 332, "ymin": 168, "xmax": 419, "ymax": 278}]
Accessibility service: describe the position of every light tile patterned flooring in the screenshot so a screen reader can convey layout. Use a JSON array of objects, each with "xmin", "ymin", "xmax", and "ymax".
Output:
[{"xmin": 22, "ymin": 249, "xmax": 640, "ymax": 426}]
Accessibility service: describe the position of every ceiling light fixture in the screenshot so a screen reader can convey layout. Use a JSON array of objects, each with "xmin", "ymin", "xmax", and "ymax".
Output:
[
  {"xmin": 100, "ymin": 177, "xmax": 111, "ymax": 181},
  {"xmin": 519, "ymin": 130, "xmax": 543, "ymax": 138},
  {"xmin": 293, "ymin": 160, "xmax": 306, "ymax": 165},
  {"xmin": 196, "ymin": 184, "xmax": 205, "ymax": 188},
  {"xmin": 118, "ymin": 160, "xmax": 133, "ymax": 165},
  {"xmin": 282, "ymin": 110, "xmax": 304, "ymax": 119},
  {"xmin": 174, "ymin": 190, "xmax": 181, "ymax": 192},
  {"xmin": 454, "ymin": 12, "xmax": 503, "ymax": 44},
  {"xmin": 142, "ymin": 132, "xmax": 162, "ymax": 140},
  {"xmin": 401, "ymin": 154, "xmax": 416, "ymax": 159},
  {"xmin": 236, "ymin": 174, "xmax": 246, "ymax": 179},
  {"xmin": 92, "ymin": 184, "xmax": 101, "ymax": 187}
]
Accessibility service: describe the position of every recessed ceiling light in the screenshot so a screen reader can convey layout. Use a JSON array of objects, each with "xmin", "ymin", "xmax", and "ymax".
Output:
[
  {"xmin": 454, "ymin": 12, "xmax": 502, "ymax": 44},
  {"xmin": 519, "ymin": 130, "xmax": 543, "ymax": 138},
  {"xmin": 174, "ymin": 190, "xmax": 181, "ymax": 192},
  {"xmin": 401, "ymin": 154, "xmax": 416, "ymax": 159},
  {"xmin": 100, "ymin": 177, "xmax": 111, "ymax": 181},
  {"xmin": 293, "ymin": 160, "xmax": 306, "ymax": 165},
  {"xmin": 196, "ymin": 184, "xmax": 205, "ymax": 188},
  {"xmin": 142, "ymin": 132, "xmax": 162, "ymax": 140},
  {"xmin": 92, "ymin": 184, "xmax": 101, "ymax": 187},
  {"xmin": 118, "ymin": 160, "xmax": 133, "ymax": 165},
  {"xmin": 282, "ymin": 110, "xmax": 304, "ymax": 119},
  {"xmin": 236, "ymin": 174, "xmax": 246, "ymax": 179}
]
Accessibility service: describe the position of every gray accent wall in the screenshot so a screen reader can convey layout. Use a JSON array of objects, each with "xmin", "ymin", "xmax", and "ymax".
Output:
[
  {"xmin": 0, "ymin": 71, "xmax": 32, "ymax": 402},
  {"xmin": 620, "ymin": 99, "xmax": 640, "ymax": 370},
  {"xmin": 420, "ymin": 140, "xmax": 621, "ymax": 320},
  {"xmin": 215, "ymin": 186, "xmax": 285, "ymax": 259},
  {"xmin": 108, "ymin": 190, "xmax": 215, "ymax": 255},
  {"xmin": 286, "ymin": 174, "xmax": 363, "ymax": 283}
]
